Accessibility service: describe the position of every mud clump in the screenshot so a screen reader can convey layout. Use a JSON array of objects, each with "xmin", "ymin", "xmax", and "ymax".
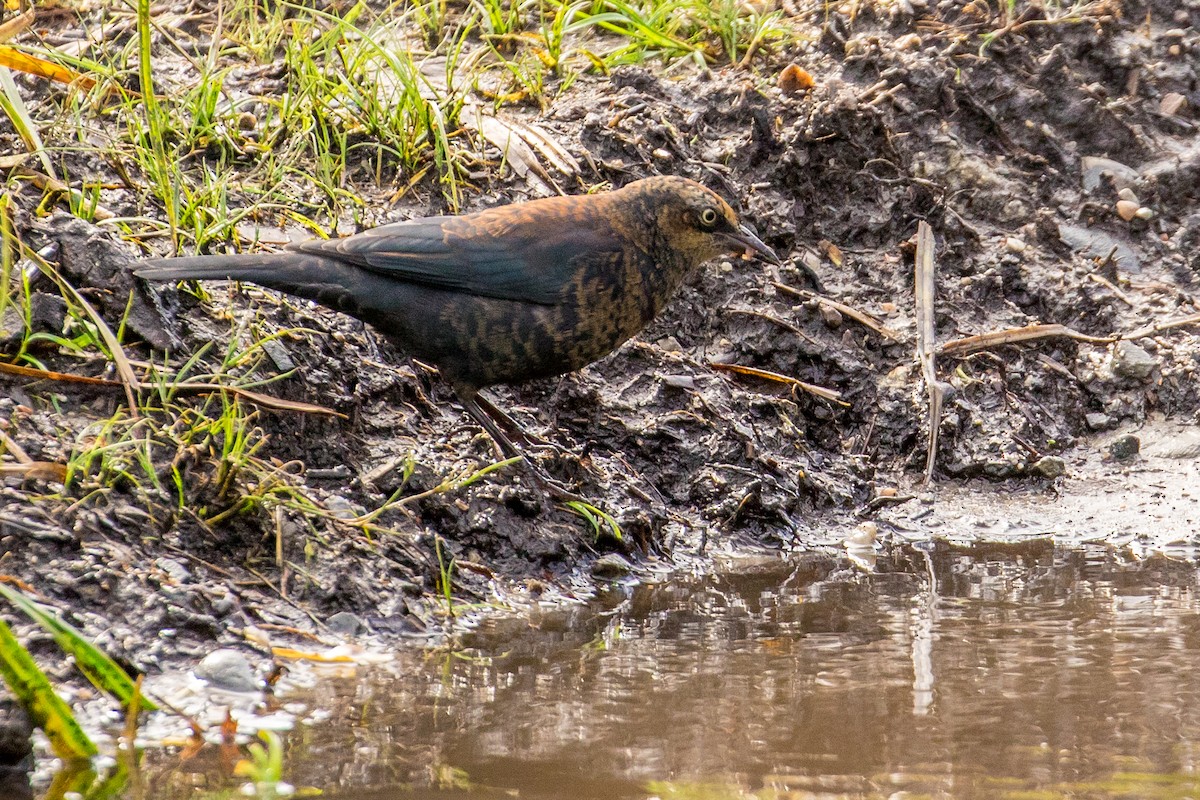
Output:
[{"xmin": 1, "ymin": 0, "xmax": 1199, "ymax": 672}]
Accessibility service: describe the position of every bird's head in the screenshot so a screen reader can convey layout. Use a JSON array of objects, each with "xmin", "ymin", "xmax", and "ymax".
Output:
[{"xmin": 630, "ymin": 176, "xmax": 781, "ymax": 269}]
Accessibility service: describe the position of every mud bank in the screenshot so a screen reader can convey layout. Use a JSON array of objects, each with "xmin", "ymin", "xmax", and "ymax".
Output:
[{"xmin": 0, "ymin": 0, "xmax": 1197, "ymax": 706}]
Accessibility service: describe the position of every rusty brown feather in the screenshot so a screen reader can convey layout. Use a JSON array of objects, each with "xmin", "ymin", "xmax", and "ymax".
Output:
[{"xmin": 136, "ymin": 176, "xmax": 779, "ymax": 495}]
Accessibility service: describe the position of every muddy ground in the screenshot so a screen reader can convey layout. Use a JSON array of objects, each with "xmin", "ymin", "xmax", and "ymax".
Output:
[{"xmin": 1, "ymin": 0, "xmax": 1199, "ymax": 757}]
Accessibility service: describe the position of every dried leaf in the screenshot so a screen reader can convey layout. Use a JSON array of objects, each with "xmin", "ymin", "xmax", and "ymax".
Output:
[
  {"xmin": 777, "ymin": 63, "xmax": 814, "ymax": 95},
  {"xmin": 0, "ymin": 45, "xmax": 95, "ymax": 89},
  {"xmin": 818, "ymin": 239, "xmax": 843, "ymax": 267}
]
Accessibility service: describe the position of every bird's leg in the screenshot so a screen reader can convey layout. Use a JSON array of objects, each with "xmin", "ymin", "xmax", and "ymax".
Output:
[
  {"xmin": 454, "ymin": 388, "xmax": 585, "ymax": 503},
  {"xmin": 472, "ymin": 393, "xmax": 553, "ymax": 451}
]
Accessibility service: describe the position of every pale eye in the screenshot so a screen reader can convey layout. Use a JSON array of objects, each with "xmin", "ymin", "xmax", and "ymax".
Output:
[{"xmin": 699, "ymin": 208, "xmax": 719, "ymax": 227}]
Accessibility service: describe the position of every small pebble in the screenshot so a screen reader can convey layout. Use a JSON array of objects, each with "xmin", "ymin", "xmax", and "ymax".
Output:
[
  {"xmin": 1134, "ymin": 207, "xmax": 1154, "ymax": 220},
  {"xmin": 1116, "ymin": 200, "xmax": 1139, "ymax": 221},
  {"xmin": 819, "ymin": 304, "xmax": 843, "ymax": 328},
  {"xmin": 195, "ymin": 649, "xmax": 261, "ymax": 693},
  {"xmin": 1005, "ymin": 236, "xmax": 1027, "ymax": 253},
  {"xmin": 661, "ymin": 374, "xmax": 696, "ymax": 390},
  {"xmin": 1108, "ymin": 434, "xmax": 1140, "ymax": 461},
  {"xmin": 1161, "ymin": 92, "xmax": 1187, "ymax": 115},
  {"xmin": 1112, "ymin": 340, "xmax": 1158, "ymax": 380},
  {"xmin": 1033, "ymin": 455, "xmax": 1067, "ymax": 479},
  {"xmin": 592, "ymin": 553, "xmax": 633, "ymax": 579}
]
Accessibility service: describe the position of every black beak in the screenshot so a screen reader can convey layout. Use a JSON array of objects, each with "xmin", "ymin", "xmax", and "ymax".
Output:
[{"xmin": 724, "ymin": 223, "xmax": 781, "ymax": 265}]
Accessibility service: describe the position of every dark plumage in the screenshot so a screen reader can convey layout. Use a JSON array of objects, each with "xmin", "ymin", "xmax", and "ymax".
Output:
[{"xmin": 137, "ymin": 176, "xmax": 779, "ymax": 494}]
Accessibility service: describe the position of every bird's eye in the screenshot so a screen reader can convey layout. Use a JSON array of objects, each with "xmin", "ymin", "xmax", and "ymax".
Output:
[{"xmin": 699, "ymin": 208, "xmax": 719, "ymax": 227}]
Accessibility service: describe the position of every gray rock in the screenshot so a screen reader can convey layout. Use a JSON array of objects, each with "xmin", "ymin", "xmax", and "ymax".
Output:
[
  {"xmin": 327, "ymin": 611, "xmax": 367, "ymax": 636},
  {"xmin": 1085, "ymin": 412, "xmax": 1114, "ymax": 431},
  {"xmin": 591, "ymin": 553, "xmax": 633, "ymax": 579},
  {"xmin": 0, "ymin": 697, "xmax": 32, "ymax": 766},
  {"xmin": 1108, "ymin": 434, "xmax": 1141, "ymax": 461},
  {"xmin": 1112, "ymin": 341, "xmax": 1158, "ymax": 380},
  {"xmin": 1033, "ymin": 456, "xmax": 1067, "ymax": 478},
  {"xmin": 1151, "ymin": 432, "xmax": 1200, "ymax": 459},
  {"xmin": 194, "ymin": 649, "xmax": 260, "ymax": 692},
  {"xmin": 1081, "ymin": 155, "xmax": 1139, "ymax": 192},
  {"xmin": 0, "ymin": 293, "xmax": 66, "ymax": 348},
  {"xmin": 1059, "ymin": 224, "xmax": 1140, "ymax": 273}
]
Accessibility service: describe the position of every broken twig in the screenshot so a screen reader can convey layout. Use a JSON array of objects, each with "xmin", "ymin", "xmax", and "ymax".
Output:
[
  {"xmin": 940, "ymin": 323, "xmax": 1116, "ymax": 357},
  {"xmin": 914, "ymin": 221, "xmax": 942, "ymax": 485},
  {"xmin": 772, "ymin": 282, "xmax": 904, "ymax": 342},
  {"xmin": 1120, "ymin": 312, "xmax": 1200, "ymax": 342}
]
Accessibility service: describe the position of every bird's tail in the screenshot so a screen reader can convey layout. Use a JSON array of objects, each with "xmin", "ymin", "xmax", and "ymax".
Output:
[
  {"xmin": 136, "ymin": 251, "xmax": 386, "ymax": 321},
  {"xmin": 135, "ymin": 253, "xmax": 301, "ymax": 283}
]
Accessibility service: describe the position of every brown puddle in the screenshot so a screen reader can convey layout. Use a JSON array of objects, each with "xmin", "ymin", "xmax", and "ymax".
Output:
[{"xmin": 122, "ymin": 541, "xmax": 1200, "ymax": 799}]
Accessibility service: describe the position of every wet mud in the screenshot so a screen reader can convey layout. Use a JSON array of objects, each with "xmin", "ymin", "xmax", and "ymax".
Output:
[{"xmin": 1, "ymin": 0, "xmax": 1198, "ymax": 726}]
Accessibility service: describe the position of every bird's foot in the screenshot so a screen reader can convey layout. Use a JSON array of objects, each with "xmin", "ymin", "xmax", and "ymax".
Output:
[
  {"xmin": 473, "ymin": 393, "xmax": 554, "ymax": 451},
  {"xmin": 521, "ymin": 461, "xmax": 587, "ymax": 504},
  {"xmin": 459, "ymin": 389, "xmax": 588, "ymax": 503}
]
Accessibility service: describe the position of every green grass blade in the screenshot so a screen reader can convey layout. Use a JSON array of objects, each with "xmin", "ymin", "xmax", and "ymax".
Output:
[
  {"xmin": 0, "ymin": 583, "xmax": 159, "ymax": 712},
  {"xmin": 0, "ymin": 615, "xmax": 97, "ymax": 760},
  {"xmin": 564, "ymin": 500, "xmax": 623, "ymax": 541},
  {"xmin": 0, "ymin": 67, "xmax": 55, "ymax": 174}
]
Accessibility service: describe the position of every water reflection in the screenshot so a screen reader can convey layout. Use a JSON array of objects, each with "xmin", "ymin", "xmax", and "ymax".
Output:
[{"xmin": 133, "ymin": 542, "xmax": 1200, "ymax": 798}]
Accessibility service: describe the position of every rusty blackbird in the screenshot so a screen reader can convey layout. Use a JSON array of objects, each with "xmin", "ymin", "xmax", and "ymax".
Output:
[{"xmin": 136, "ymin": 176, "xmax": 779, "ymax": 494}]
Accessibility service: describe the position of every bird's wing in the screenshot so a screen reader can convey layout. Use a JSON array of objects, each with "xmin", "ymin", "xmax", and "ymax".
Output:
[{"xmin": 290, "ymin": 213, "xmax": 620, "ymax": 306}]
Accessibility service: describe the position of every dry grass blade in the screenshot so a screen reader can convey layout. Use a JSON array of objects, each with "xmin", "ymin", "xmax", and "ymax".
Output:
[
  {"xmin": 772, "ymin": 282, "xmax": 904, "ymax": 342},
  {"xmin": 0, "ymin": 428, "xmax": 31, "ymax": 464},
  {"xmin": 0, "ymin": 361, "xmax": 344, "ymax": 417},
  {"xmin": 940, "ymin": 324, "xmax": 1116, "ymax": 357},
  {"xmin": 1086, "ymin": 273, "xmax": 1133, "ymax": 306},
  {"xmin": 212, "ymin": 386, "xmax": 345, "ymax": 417},
  {"xmin": 0, "ymin": 11, "xmax": 34, "ymax": 43},
  {"xmin": 463, "ymin": 104, "xmax": 577, "ymax": 195},
  {"xmin": 914, "ymin": 220, "xmax": 941, "ymax": 486},
  {"xmin": 0, "ymin": 361, "xmax": 114, "ymax": 385},
  {"xmin": 21, "ymin": 244, "xmax": 140, "ymax": 415},
  {"xmin": 708, "ymin": 362, "xmax": 845, "ymax": 404},
  {"xmin": 1121, "ymin": 313, "xmax": 1200, "ymax": 342},
  {"xmin": 0, "ymin": 462, "xmax": 67, "ymax": 481}
]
